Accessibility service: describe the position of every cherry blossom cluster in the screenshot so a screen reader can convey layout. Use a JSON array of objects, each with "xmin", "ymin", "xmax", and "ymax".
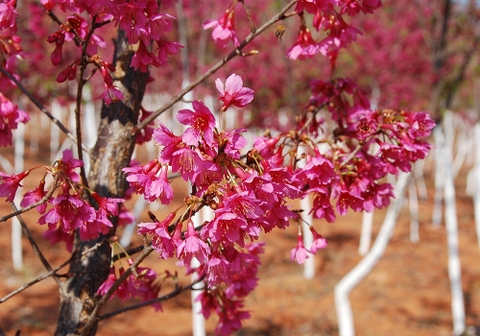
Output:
[
  {"xmin": 118, "ymin": 73, "xmax": 434, "ymax": 333},
  {"xmin": 0, "ymin": 0, "xmax": 29, "ymax": 146},
  {"xmin": 98, "ymin": 257, "xmax": 163, "ymax": 312},
  {"xmin": 42, "ymin": 0, "xmax": 182, "ymax": 103},
  {"xmin": 0, "ymin": 148, "xmax": 131, "ymax": 250},
  {"xmin": 203, "ymin": 0, "xmax": 382, "ymax": 63}
]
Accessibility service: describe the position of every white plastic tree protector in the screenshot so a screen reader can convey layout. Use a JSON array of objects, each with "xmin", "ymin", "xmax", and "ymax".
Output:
[
  {"xmin": 334, "ymin": 171, "xmax": 410, "ymax": 336},
  {"xmin": 301, "ymin": 194, "xmax": 315, "ymax": 279},
  {"xmin": 432, "ymin": 126, "xmax": 445, "ymax": 227},
  {"xmin": 358, "ymin": 211, "xmax": 374, "ymax": 256},
  {"xmin": 442, "ymin": 112, "xmax": 466, "ymax": 335},
  {"xmin": 12, "ymin": 122, "xmax": 25, "ymax": 270},
  {"xmin": 474, "ymin": 123, "xmax": 480, "ymax": 248},
  {"xmin": 408, "ymin": 176, "xmax": 419, "ymax": 243}
]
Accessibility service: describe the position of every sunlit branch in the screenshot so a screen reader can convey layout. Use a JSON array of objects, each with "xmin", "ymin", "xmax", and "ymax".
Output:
[
  {"xmin": 134, "ymin": 0, "xmax": 297, "ymax": 133},
  {"xmin": 0, "ymin": 66, "xmax": 89, "ymax": 153},
  {"xmin": 0, "ymin": 242, "xmax": 103, "ymax": 304},
  {"xmin": 0, "ymin": 174, "xmax": 59, "ymax": 223}
]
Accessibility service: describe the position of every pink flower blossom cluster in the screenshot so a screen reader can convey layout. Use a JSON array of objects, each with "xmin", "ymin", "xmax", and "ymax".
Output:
[
  {"xmin": 119, "ymin": 73, "xmax": 434, "ymax": 334},
  {"xmin": 0, "ymin": 0, "xmax": 30, "ymax": 146},
  {"xmin": 0, "ymin": 92, "xmax": 29, "ymax": 146},
  {"xmin": 203, "ymin": 8, "xmax": 239, "ymax": 48},
  {"xmin": 0, "ymin": 149, "xmax": 126, "ymax": 250},
  {"xmin": 97, "ymin": 259, "xmax": 162, "ymax": 311},
  {"xmin": 42, "ymin": 0, "xmax": 182, "ymax": 104},
  {"xmin": 203, "ymin": 0, "xmax": 381, "ymax": 64}
]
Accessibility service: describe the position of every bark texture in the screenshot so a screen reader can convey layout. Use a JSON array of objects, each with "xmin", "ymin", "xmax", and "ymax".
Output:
[{"xmin": 55, "ymin": 30, "xmax": 149, "ymax": 335}]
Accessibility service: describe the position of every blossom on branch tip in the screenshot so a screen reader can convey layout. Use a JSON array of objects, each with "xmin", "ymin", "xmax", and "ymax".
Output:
[
  {"xmin": 98, "ymin": 83, "xmax": 124, "ymax": 105},
  {"xmin": 216, "ymin": 74, "xmax": 254, "ymax": 112},
  {"xmin": 290, "ymin": 232, "xmax": 309, "ymax": 264},
  {"xmin": 0, "ymin": 170, "xmax": 29, "ymax": 202},
  {"xmin": 55, "ymin": 148, "xmax": 83, "ymax": 183},
  {"xmin": 287, "ymin": 26, "xmax": 321, "ymax": 60},
  {"xmin": 308, "ymin": 227, "xmax": 328, "ymax": 254},
  {"xmin": 0, "ymin": 0, "xmax": 18, "ymax": 33},
  {"xmin": 0, "ymin": 93, "xmax": 30, "ymax": 147},
  {"xmin": 203, "ymin": 9, "xmax": 239, "ymax": 48},
  {"xmin": 21, "ymin": 180, "xmax": 46, "ymax": 213}
]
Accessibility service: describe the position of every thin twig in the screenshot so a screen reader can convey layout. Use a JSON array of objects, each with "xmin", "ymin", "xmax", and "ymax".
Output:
[
  {"xmin": 0, "ymin": 66, "xmax": 89, "ymax": 153},
  {"xmin": 0, "ymin": 175, "xmax": 59, "ymax": 223},
  {"xmin": 98, "ymin": 276, "xmax": 204, "ymax": 320},
  {"xmin": 10, "ymin": 203, "xmax": 60, "ymax": 286},
  {"xmin": 0, "ymin": 242, "xmax": 102, "ymax": 303},
  {"xmin": 73, "ymin": 16, "xmax": 98, "ymax": 189},
  {"xmin": 134, "ymin": 0, "xmax": 297, "ymax": 133},
  {"xmin": 79, "ymin": 246, "xmax": 155, "ymax": 336}
]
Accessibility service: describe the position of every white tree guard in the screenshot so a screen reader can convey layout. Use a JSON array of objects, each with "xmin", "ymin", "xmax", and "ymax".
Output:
[
  {"xmin": 82, "ymin": 87, "xmax": 97, "ymax": 175},
  {"xmin": 119, "ymin": 197, "xmax": 147, "ymax": 248},
  {"xmin": 190, "ymin": 208, "xmax": 206, "ymax": 336},
  {"xmin": 414, "ymin": 160, "xmax": 428, "ymax": 200},
  {"xmin": 334, "ymin": 171, "xmax": 410, "ymax": 336},
  {"xmin": 442, "ymin": 112, "xmax": 466, "ymax": 335},
  {"xmin": 301, "ymin": 195, "xmax": 315, "ymax": 279},
  {"xmin": 358, "ymin": 211, "xmax": 374, "ymax": 256},
  {"xmin": 451, "ymin": 124, "xmax": 472, "ymax": 179},
  {"xmin": 12, "ymin": 122, "xmax": 25, "ymax": 270},
  {"xmin": 358, "ymin": 143, "xmax": 380, "ymax": 256},
  {"xmin": 408, "ymin": 176, "xmax": 419, "ymax": 243},
  {"xmin": 50, "ymin": 100, "xmax": 62, "ymax": 163},
  {"xmin": 432, "ymin": 126, "xmax": 445, "ymax": 227},
  {"xmin": 474, "ymin": 123, "xmax": 480, "ymax": 248}
]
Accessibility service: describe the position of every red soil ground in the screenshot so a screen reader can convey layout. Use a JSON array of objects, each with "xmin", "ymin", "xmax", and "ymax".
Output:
[{"xmin": 1, "ymin": 136, "xmax": 480, "ymax": 336}]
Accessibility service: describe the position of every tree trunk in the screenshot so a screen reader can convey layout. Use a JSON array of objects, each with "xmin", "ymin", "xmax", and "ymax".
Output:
[{"xmin": 55, "ymin": 30, "xmax": 149, "ymax": 335}]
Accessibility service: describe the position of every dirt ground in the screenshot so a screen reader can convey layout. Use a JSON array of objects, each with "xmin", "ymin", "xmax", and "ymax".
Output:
[{"xmin": 1, "ymin": 132, "xmax": 480, "ymax": 336}]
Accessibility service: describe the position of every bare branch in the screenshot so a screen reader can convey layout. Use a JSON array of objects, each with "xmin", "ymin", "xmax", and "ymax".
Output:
[
  {"xmin": 0, "ymin": 65, "xmax": 89, "ymax": 153},
  {"xmin": 10, "ymin": 203, "xmax": 60, "ymax": 286},
  {"xmin": 0, "ymin": 242, "xmax": 102, "ymax": 303},
  {"xmin": 98, "ymin": 276, "xmax": 204, "ymax": 320}
]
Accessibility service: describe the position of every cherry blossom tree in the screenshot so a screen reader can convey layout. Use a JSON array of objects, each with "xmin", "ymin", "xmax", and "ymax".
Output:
[{"xmin": 0, "ymin": 0, "xmax": 435, "ymax": 335}]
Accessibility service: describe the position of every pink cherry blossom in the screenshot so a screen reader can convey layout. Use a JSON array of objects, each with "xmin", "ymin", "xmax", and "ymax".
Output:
[
  {"xmin": 21, "ymin": 180, "xmax": 47, "ymax": 213},
  {"xmin": 0, "ymin": 170, "xmax": 29, "ymax": 202},
  {"xmin": 308, "ymin": 227, "xmax": 328, "ymax": 254},
  {"xmin": 0, "ymin": 93, "xmax": 30, "ymax": 147},
  {"xmin": 290, "ymin": 232, "xmax": 310, "ymax": 264},
  {"xmin": 38, "ymin": 193, "xmax": 96, "ymax": 235},
  {"xmin": 177, "ymin": 100, "xmax": 216, "ymax": 146},
  {"xmin": 177, "ymin": 220, "xmax": 211, "ymax": 265},
  {"xmin": 137, "ymin": 212, "xmax": 177, "ymax": 259},
  {"xmin": 56, "ymin": 149, "xmax": 83, "ymax": 183},
  {"xmin": 0, "ymin": 0, "xmax": 18, "ymax": 33},
  {"xmin": 215, "ymin": 74, "xmax": 254, "ymax": 112},
  {"xmin": 97, "ymin": 83, "xmax": 125, "ymax": 105},
  {"xmin": 287, "ymin": 26, "xmax": 322, "ymax": 60},
  {"xmin": 203, "ymin": 9, "xmax": 239, "ymax": 48},
  {"xmin": 123, "ymin": 159, "xmax": 173, "ymax": 204}
]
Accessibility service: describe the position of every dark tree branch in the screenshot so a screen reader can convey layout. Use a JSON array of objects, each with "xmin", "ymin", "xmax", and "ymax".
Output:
[{"xmin": 0, "ymin": 66, "xmax": 89, "ymax": 153}]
